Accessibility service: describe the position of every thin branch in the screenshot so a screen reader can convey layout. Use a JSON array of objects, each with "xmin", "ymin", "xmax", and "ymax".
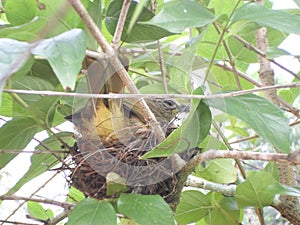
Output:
[
  {"xmin": 186, "ymin": 176, "xmax": 236, "ymax": 196},
  {"xmin": 216, "ymin": 62, "xmax": 300, "ymax": 117},
  {"xmin": 185, "ymin": 149, "xmax": 300, "ymax": 173},
  {"xmin": 0, "ymin": 220, "xmax": 39, "ymax": 225},
  {"xmin": 233, "ymin": 34, "xmax": 300, "ymax": 80},
  {"xmin": 213, "ymin": 22, "xmax": 242, "ymax": 90},
  {"xmin": 112, "ymin": 0, "xmax": 131, "ymax": 47},
  {"xmin": 2, "ymin": 172, "xmax": 61, "ymax": 224},
  {"xmin": 0, "ymin": 196, "xmax": 74, "ymax": 209},
  {"xmin": 4, "ymin": 81, "xmax": 300, "ymax": 100},
  {"xmin": 157, "ymin": 41, "xmax": 168, "ymax": 94}
]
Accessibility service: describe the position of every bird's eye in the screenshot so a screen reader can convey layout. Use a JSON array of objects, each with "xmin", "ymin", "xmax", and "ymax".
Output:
[{"xmin": 163, "ymin": 99, "xmax": 177, "ymax": 109}]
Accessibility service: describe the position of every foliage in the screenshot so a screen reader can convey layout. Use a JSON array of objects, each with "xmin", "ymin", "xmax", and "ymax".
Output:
[{"xmin": 0, "ymin": 0, "xmax": 299, "ymax": 224}]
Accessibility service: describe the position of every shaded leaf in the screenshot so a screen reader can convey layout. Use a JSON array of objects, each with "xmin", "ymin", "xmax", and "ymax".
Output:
[
  {"xmin": 207, "ymin": 94, "xmax": 290, "ymax": 153},
  {"xmin": 236, "ymin": 171, "xmax": 277, "ymax": 208},
  {"xmin": 176, "ymin": 190, "xmax": 210, "ymax": 225},
  {"xmin": 66, "ymin": 187, "xmax": 85, "ymax": 203},
  {"xmin": 105, "ymin": 0, "xmax": 175, "ymax": 43},
  {"xmin": 0, "ymin": 117, "xmax": 39, "ymax": 169},
  {"xmin": 118, "ymin": 194, "xmax": 175, "ymax": 225},
  {"xmin": 68, "ymin": 199, "xmax": 117, "ymax": 225},
  {"xmin": 32, "ymin": 29, "xmax": 86, "ymax": 90},
  {"xmin": 145, "ymin": 0, "xmax": 216, "ymax": 33}
]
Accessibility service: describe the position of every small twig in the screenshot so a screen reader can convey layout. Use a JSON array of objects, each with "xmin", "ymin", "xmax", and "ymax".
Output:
[
  {"xmin": 213, "ymin": 22, "xmax": 242, "ymax": 90},
  {"xmin": 157, "ymin": 41, "xmax": 168, "ymax": 94},
  {"xmin": 0, "ymin": 220, "xmax": 39, "ymax": 225},
  {"xmin": 4, "ymin": 81, "xmax": 300, "ymax": 100},
  {"xmin": 0, "ymin": 149, "xmax": 68, "ymax": 154},
  {"xmin": 2, "ymin": 172, "xmax": 61, "ymax": 223},
  {"xmin": 233, "ymin": 34, "xmax": 300, "ymax": 80},
  {"xmin": 0, "ymin": 196, "xmax": 74, "ymax": 209},
  {"xmin": 112, "ymin": 0, "xmax": 131, "ymax": 47}
]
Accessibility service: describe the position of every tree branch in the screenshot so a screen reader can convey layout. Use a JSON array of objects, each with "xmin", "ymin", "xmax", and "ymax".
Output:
[{"xmin": 112, "ymin": 0, "xmax": 131, "ymax": 47}]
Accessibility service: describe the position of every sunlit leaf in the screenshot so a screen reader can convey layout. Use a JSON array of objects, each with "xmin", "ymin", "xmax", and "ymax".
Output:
[
  {"xmin": 236, "ymin": 171, "xmax": 277, "ymax": 208},
  {"xmin": 118, "ymin": 194, "xmax": 175, "ymax": 225},
  {"xmin": 145, "ymin": 0, "xmax": 216, "ymax": 33},
  {"xmin": 68, "ymin": 199, "xmax": 117, "ymax": 225},
  {"xmin": 176, "ymin": 190, "xmax": 210, "ymax": 224},
  {"xmin": 27, "ymin": 202, "xmax": 54, "ymax": 221}
]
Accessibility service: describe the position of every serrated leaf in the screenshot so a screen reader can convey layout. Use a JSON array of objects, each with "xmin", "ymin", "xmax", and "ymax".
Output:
[
  {"xmin": 27, "ymin": 201, "xmax": 54, "ymax": 221},
  {"xmin": 31, "ymin": 29, "xmax": 86, "ymax": 90},
  {"xmin": 68, "ymin": 199, "xmax": 117, "ymax": 225},
  {"xmin": 118, "ymin": 194, "xmax": 175, "ymax": 225},
  {"xmin": 144, "ymin": 0, "xmax": 216, "ymax": 33},
  {"xmin": 5, "ymin": 0, "xmax": 37, "ymax": 26},
  {"xmin": 236, "ymin": 171, "xmax": 277, "ymax": 208},
  {"xmin": 105, "ymin": 0, "xmax": 175, "ymax": 43},
  {"xmin": 175, "ymin": 190, "xmax": 210, "ymax": 225},
  {"xmin": 231, "ymin": 3, "xmax": 300, "ymax": 35},
  {"xmin": 207, "ymin": 94, "xmax": 290, "ymax": 153},
  {"xmin": 196, "ymin": 159, "xmax": 237, "ymax": 184},
  {"xmin": 0, "ymin": 117, "xmax": 39, "ymax": 169},
  {"xmin": 5, "ymin": 132, "xmax": 74, "ymax": 195}
]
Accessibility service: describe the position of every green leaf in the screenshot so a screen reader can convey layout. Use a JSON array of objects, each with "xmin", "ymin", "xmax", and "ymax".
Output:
[
  {"xmin": 231, "ymin": 3, "xmax": 300, "ymax": 35},
  {"xmin": 236, "ymin": 171, "xmax": 277, "ymax": 208},
  {"xmin": 207, "ymin": 94, "xmax": 290, "ymax": 153},
  {"xmin": 105, "ymin": 0, "xmax": 175, "ymax": 43},
  {"xmin": 27, "ymin": 201, "xmax": 54, "ymax": 221},
  {"xmin": 5, "ymin": 132, "xmax": 74, "ymax": 195},
  {"xmin": 195, "ymin": 159, "xmax": 237, "ymax": 184},
  {"xmin": 118, "ymin": 194, "xmax": 175, "ymax": 225},
  {"xmin": 66, "ymin": 187, "xmax": 85, "ymax": 203},
  {"xmin": 31, "ymin": 29, "xmax": 86, "ymax": 90},
  {"xmin": 68, "ymin": 199, "xmax": 117, "ymax": 225},
  {"xmin": 175, "ymin": 190, "xmax": 210, "ymax": 225},
  {"xmin": 106, "ymin": 172, "xmax": 129, "ymax": 196},
  {"xmin": 5, "ymin": 0, "xmax": 37, "ymax": 26},
  {"xmin": 141, "ymin": 90, "xmax": 212, "ymax": 158},
  {"xmin": 205, "ymin": 193, "xmax": 240, "ymax": 225},
  {"xmin": 0, "ymin": 117, "xmax": 39, "ymax": 169},
  {"xmin": 0, "ymin": 38, "xmax": 31, "ymax": 99},
  {"xmin": 294, "ymin": 0, "xmax": 300, "ymax": 8},
  {"xmin": 266, "ymin": 47, "xmax": 291, "ymax": 59},
  {"xmin": 11, "ymin": 76, "xmax": 54, "ymax": 104},
  {"xmin": 0, "ymin": 17, "xmax": 47, "ymax": 41},
  {"xmin": 144, "ymin": 0, "xmax": 216, "ymax": 33}
]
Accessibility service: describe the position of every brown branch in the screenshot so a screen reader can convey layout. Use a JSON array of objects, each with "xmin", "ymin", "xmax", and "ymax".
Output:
[
  {"xmin": 112, "ymin": 0, "xmax": 131, "ymax": 47},
  {"xmin": 0, "ymin": 220, "xmax": 39, "ymax": 225},
  {"xmin": 233, "ymin": 34, "xmax": 300, "ymax": 80},
  {"xmin": 157, "ymin": 41, "xmax": 168, "ymax": 94},
  {"xmin": 0, "ymin": 195, "xmax": 74, "ymax": 209}
]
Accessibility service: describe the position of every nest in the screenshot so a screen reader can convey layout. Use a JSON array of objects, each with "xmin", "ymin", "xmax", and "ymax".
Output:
[{"xmin": 69, "ymin": 125, "xmax": 197, "ymax": 203}]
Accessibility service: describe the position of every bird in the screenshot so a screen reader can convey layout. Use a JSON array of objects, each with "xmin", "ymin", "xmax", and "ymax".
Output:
[{"xmin": 66, "ymin": 55, "xmax": 180, "ymax": 146}]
